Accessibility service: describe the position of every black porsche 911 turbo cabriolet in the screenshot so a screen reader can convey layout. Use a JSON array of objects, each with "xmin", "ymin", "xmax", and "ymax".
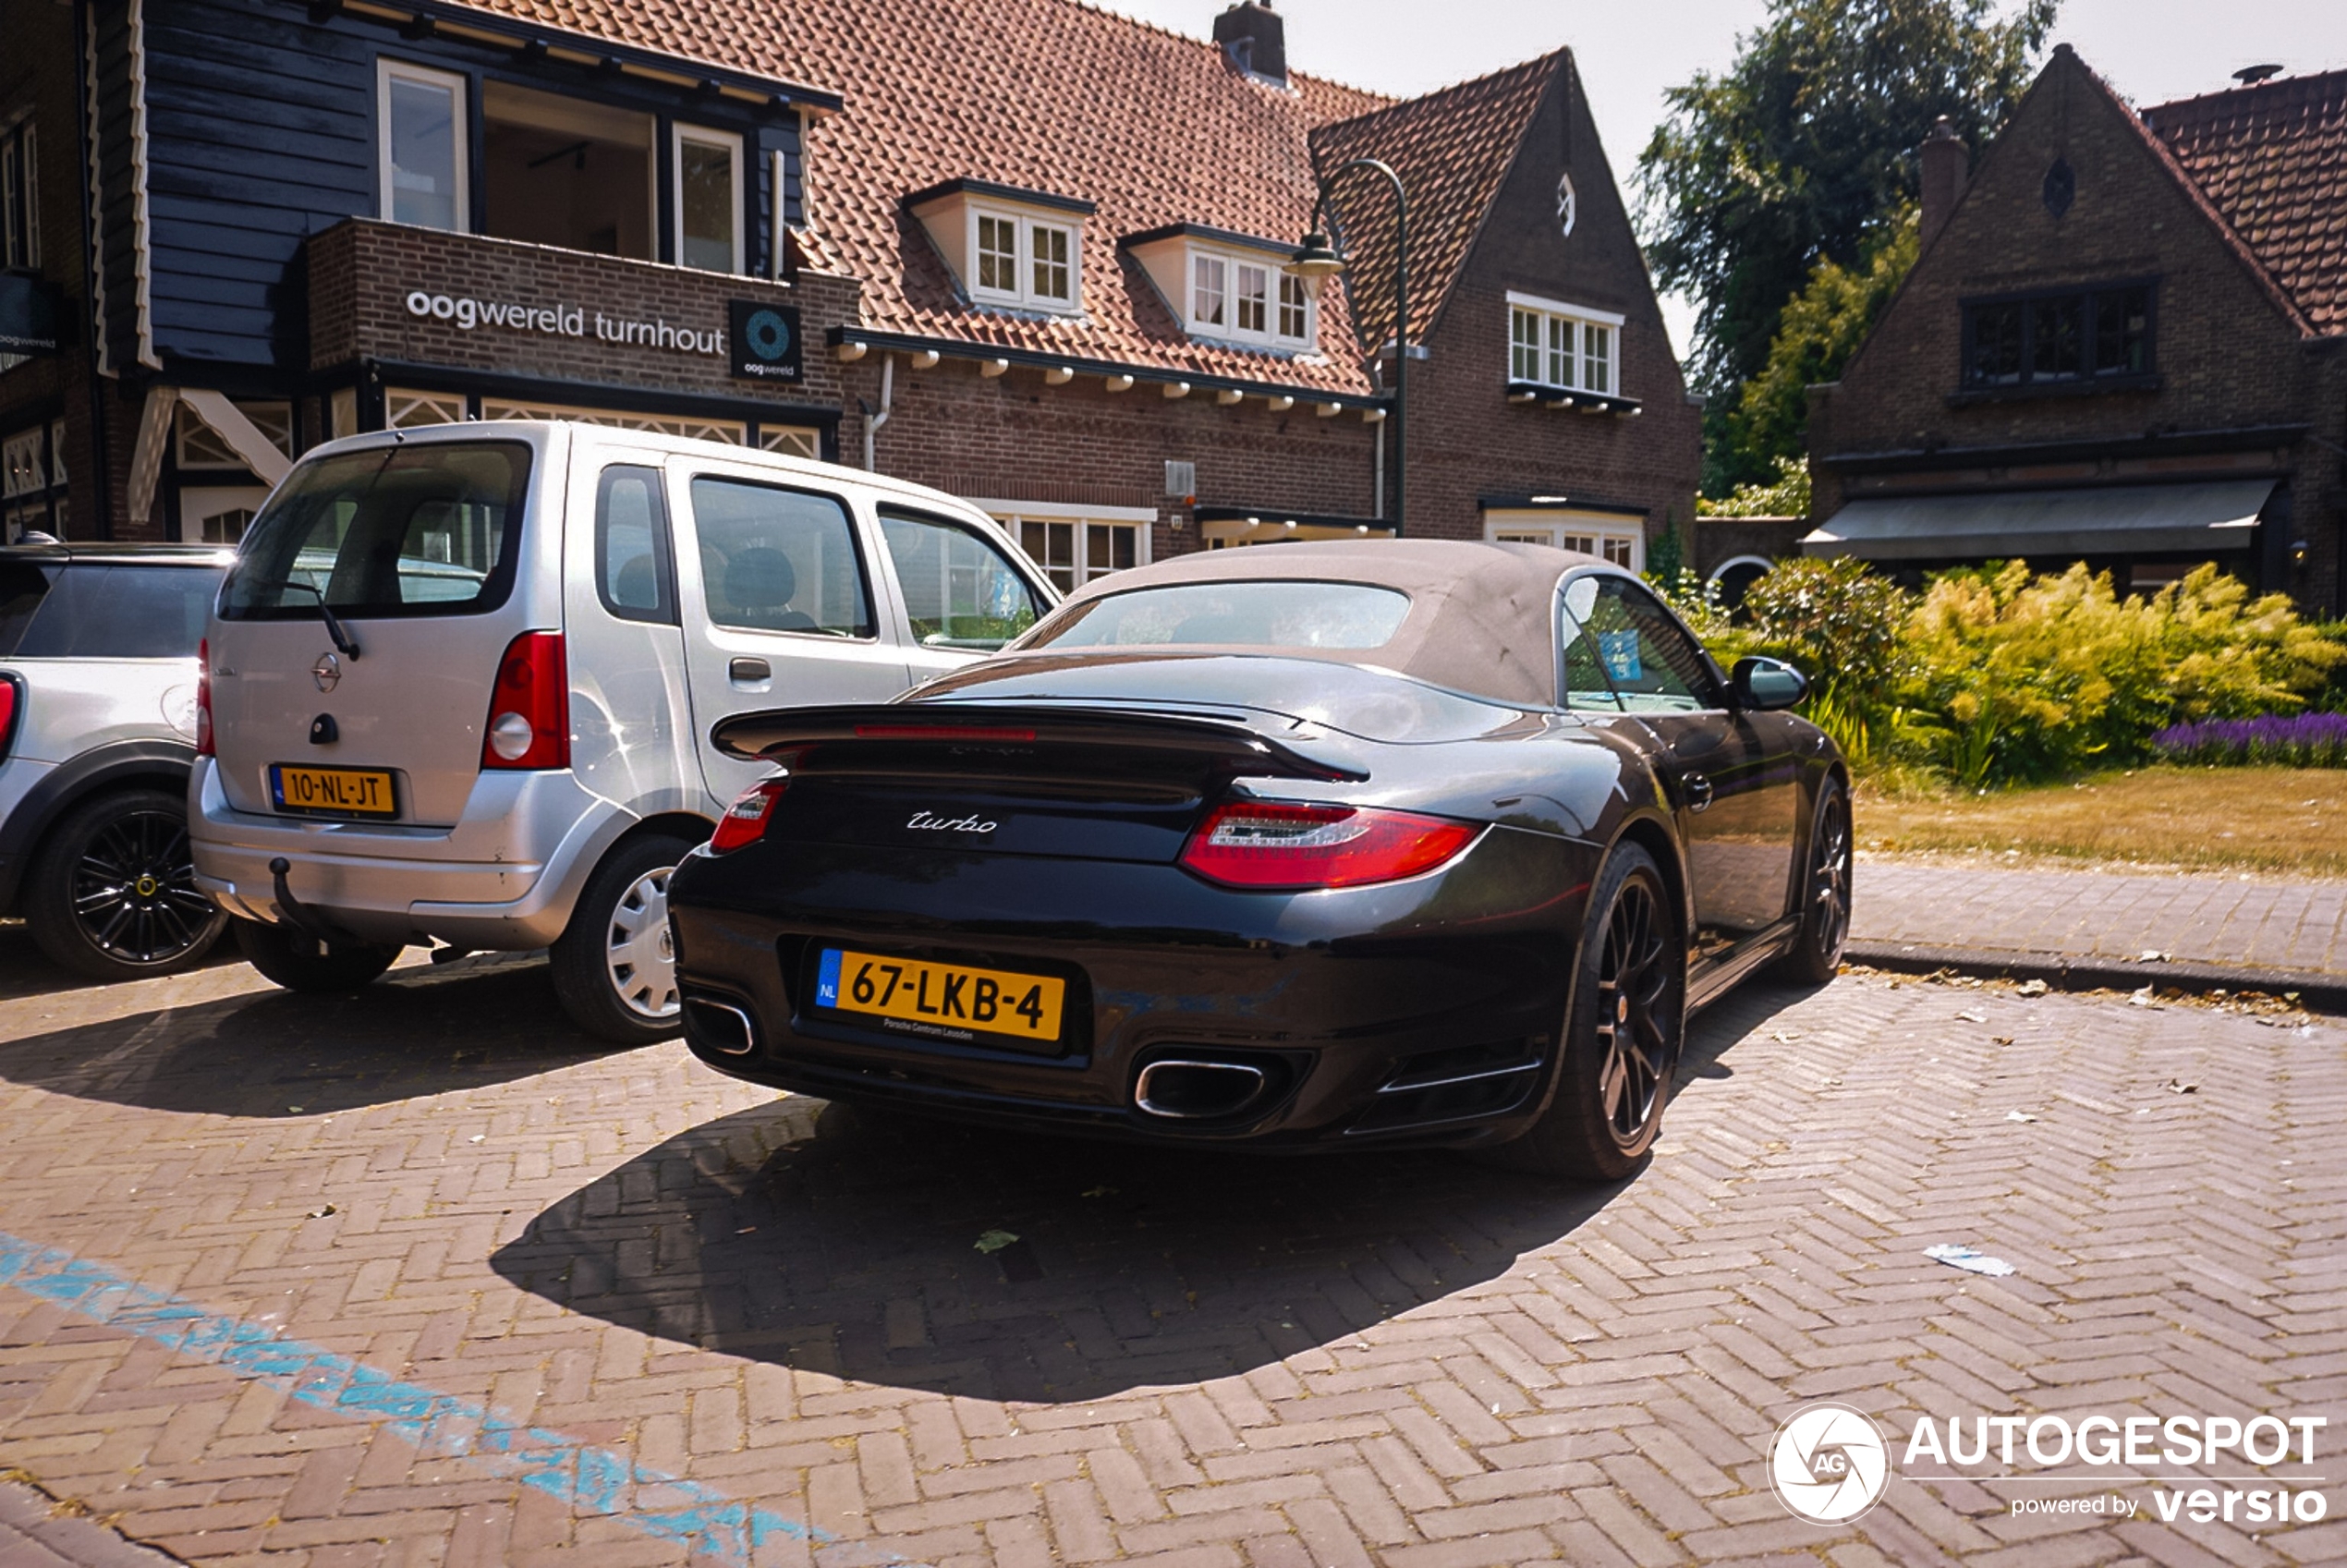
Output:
[{"xmin": 667, "ymin": 541, "xmax": 1849, "ymax": 1180}]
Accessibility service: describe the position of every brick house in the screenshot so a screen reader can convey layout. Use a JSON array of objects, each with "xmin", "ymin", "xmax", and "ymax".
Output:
[
  {"xmin": 1805, "ymin": 46, "xmax": 2347, "ymax": 614},
  {"xmin": 0, "ymin": 0, "xmax": 1696, "ymax": 581}
]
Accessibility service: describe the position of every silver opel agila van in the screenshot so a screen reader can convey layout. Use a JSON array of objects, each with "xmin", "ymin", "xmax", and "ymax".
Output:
[{"xmin": 190, "ymin": 421, "xmax": 1057, "ymax": 1042}]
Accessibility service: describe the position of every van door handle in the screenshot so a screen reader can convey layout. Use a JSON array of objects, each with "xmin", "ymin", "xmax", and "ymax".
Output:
[
  {"xmin": 729, "ymin": 657, "xmax": 772, "ymax": 685},
  {"xmin": 1683, "ymin": 773, "xmax": 1714, "ymax": 812}
]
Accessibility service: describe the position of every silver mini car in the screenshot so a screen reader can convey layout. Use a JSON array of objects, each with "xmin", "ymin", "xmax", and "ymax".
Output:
[
  {"xmin": 190, "ymin": 421, "xmax": 1056, "ymax": 1041},
  {"xmin": 0, "ymin": 542, "xmax": 233, "ymax": 979}
]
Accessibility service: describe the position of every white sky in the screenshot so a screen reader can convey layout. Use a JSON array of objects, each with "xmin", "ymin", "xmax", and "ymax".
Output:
[{"xmin": 1094, "ymin": 1, "xmax": 2347, "ymax": 361}]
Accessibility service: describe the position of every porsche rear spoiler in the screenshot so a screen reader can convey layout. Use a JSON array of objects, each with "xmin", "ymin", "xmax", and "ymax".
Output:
[{"xmin": 710, "ymin": 702, "xmax": 1368, "ymax": 783}]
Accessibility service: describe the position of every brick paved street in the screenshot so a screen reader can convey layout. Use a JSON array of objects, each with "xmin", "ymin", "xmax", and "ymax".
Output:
[
  {"xmin": 1853, "ymin": 858, "xmax": 2347, "ymax": 979},
  {"xmin": 0, "ymin": 923, "xmax": 2338, "ymax": 1567}
]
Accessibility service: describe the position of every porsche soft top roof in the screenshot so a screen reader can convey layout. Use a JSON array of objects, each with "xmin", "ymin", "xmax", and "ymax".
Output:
[{"xmin": 1035, "ymin": 539, "xmax": 1606, "ymax": 709}]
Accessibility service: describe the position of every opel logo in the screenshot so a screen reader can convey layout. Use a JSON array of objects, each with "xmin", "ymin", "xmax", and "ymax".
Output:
[{"xmin": 311, "ymin": 652, "xmax": 342, "ymax": 693}]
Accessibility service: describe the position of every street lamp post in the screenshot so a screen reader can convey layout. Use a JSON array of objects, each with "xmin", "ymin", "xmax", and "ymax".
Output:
[{"xmin": 1288, "ymin": 158, "xmax": 1407, "ymax": 536}]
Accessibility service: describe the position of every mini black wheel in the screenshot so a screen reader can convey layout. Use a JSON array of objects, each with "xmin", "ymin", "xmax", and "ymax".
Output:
[
  {"xmin": 1778, "ymin": 778, "xmax": 1852, "ymax": 984},
  {"xmin": 549, "ymin": 833, "xmax": 698, "ymax": 1044},
  {"xmin": 24, "ymin": 787, "xmax": 228, "ymax": 982},
  {"xmin": 1490, "ymin": 842, "xmax": 1684, "ymax": 1183},
  {"xmin": 232, "ymin": 916, "xmax": 402, "ymax": 991}
]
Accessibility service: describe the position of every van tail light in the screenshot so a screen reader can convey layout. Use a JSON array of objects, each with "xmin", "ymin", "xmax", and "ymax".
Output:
[
  {"xmin": 194, "ymin": 639, "xmax": 213, "ymax": 758},
  {"xmin": 0, "ymin": 674, "xmax": 19, "ymax": 762},
  {"xmin": 481, "ymin": 631, "xmax": 569, "ymax": 771},
  {"xmin": 710, "ymin": 779, "xmax": 789, "ymax": 853},
  {"xmin": 1179, "ymin": 800, "xmax": 1480, "ymax": 890}
]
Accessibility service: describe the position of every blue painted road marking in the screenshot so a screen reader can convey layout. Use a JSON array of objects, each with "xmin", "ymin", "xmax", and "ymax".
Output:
[{"xmin": 0, "ymin": 1230, "xmax": 825, "ymax": 1564}]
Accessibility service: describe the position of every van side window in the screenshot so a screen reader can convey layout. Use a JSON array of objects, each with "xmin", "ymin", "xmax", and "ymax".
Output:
[
  {"xmin": 688, "ymin": 478, "xmax": 873, "ymax": 638},
  {"xmin": 878, "ymin": 510, "xmax": 1041, "ymax": 651},
  {"xmin": 594, "ymin": 466, "xmax": 675, "ymax": 625}
]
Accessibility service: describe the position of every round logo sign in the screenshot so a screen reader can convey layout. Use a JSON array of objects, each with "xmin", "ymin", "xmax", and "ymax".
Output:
[
  {"xmin": 1768, "ymin": 1402, "xmax": 1891, "ymax": 1524},
  {"xmin": 743, "ymin": 308, "xmax": 793, "ymax": 362}
]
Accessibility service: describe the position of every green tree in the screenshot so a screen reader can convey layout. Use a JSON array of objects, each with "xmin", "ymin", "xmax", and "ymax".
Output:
[
  {"xmin": 1637, "ymin": 0, "xmax": 2053, "ymax": 490},
  {"xmin": 1723, "ymin": 209, "xmax": 1918, "ymax": 487}
]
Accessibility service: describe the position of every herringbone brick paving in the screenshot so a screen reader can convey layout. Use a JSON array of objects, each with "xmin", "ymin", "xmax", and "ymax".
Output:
[
  {"xmin": 1853, "ymin": 858, "xmax": 2347, "ymax": 977},
  {"xmin": 0, "ymin": 929, "xmax": 2335, "ymax": 1566}
]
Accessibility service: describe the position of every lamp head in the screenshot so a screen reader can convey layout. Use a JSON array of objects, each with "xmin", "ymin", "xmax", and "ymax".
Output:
[{"xmin": 1286, "ymin": 230, "xmax": 1344, "ymax": 286}]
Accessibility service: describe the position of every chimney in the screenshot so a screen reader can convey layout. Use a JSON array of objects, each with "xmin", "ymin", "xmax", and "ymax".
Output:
[
  {"xmin": 1213, "ymin": 1, "xmax": 1286, "ymax": 88},
  {"xmin": 1919, "ymin": 116, "xmax": 1968, "ymax": 248}
]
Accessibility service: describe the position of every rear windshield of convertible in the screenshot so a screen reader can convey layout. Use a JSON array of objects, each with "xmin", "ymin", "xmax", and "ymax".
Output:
[
  {"xmin": 1026, "ymin": 580, "xmax": 1409, "ymax": 650},
  {"xmin": 220, "ymin": 442, "xmax": 530, "ymax": 620}
]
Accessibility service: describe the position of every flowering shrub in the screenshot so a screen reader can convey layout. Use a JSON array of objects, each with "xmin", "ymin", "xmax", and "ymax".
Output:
[
  {"xmin": 1693, "ymin": 559, "xmax": 2347, "ymax": 786},
  {"xmin": 2151, "ymin": 712, "xmax": 2347, "ymax": 768}
]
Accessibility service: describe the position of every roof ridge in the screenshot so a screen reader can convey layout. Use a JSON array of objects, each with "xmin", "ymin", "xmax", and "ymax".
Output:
[
  {"xmin": 1312, "ymin": 45, "xmax": 1567, "ymax": 137},
  {"xmin": 2140, "ymin": 64, "xmax": 2347, "ymax": 125},
  {"xmin": 1050, "ymin": 0, "xmax": 1399, "ymax": 109}
]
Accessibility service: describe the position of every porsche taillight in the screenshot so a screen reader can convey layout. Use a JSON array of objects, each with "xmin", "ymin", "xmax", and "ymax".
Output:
[
  {"xmin": 481, "ymin": 631, "xmax": 568, "ymax": 771},
  {"xmin": 1178, "ymin": 801, "xmax": 1480, "ymax": 890},
  {"xmin": 194, "ymin": 639, "xmax": 213, "ymax": 758},
  {"xmin": 709, "ymin": 779, "xmax": 789, "ymax": 853}
]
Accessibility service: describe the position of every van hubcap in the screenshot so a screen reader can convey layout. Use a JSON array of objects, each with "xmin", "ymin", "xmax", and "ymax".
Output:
[
  {"xmin": 74, "ymin": 809, "xmax": 218, "ymax": 965},
  {"xmin": 604, "ymin": 867, "xmax": 680, "ymax": 1020}
]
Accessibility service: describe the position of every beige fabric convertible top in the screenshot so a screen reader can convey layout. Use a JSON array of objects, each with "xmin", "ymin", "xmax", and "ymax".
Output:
[{"xmin": 1040, "ymin": 539, "xmax": 1604, "ymax": 708}]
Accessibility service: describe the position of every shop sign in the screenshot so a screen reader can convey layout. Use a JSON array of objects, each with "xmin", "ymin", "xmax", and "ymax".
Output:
[
  {"xmin": 0, "ymin": 275, "xmax": 61, "ymax": 356},
  {"xmin": 728, "ymin": 301, "xmax": 802, "ymax": 383},
  {"xmin": 401, "ymin": 289, "xmax": 724, "ymax": 357}
]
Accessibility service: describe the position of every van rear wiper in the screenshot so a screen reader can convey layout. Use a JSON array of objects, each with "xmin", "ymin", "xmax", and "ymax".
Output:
[{"xmin": 249, "ymin": 577, "xmax": 362, "ymax": 661}]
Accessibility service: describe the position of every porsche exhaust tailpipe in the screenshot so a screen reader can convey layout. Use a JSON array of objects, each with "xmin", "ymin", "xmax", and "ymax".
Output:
[{"xmin": 1134, "ymin": 1059, "xmax": 1269, "ymax": 1120}]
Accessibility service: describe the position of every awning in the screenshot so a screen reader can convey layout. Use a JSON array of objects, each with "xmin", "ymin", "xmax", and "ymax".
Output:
[{"xmin": 1802, "ymin": 480, "xmax": 2277, "ymax": 561}]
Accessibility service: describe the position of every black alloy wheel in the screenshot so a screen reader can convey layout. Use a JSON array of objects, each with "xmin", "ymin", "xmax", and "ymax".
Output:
[
  {"xmin": 1490, "ymin": 842, "xmax": 1684, "ymax": 1182},
  {"xmin": 1779, "ymin": 780, "xmax": 1852, "ymax": 984},
  {"xmin": 25, "ymin": 787, "xmax": 228, "ymax": 982},
  {"xmin": 1594, "ymin": 868, "xmax": 1673, "ymax": 1148}
]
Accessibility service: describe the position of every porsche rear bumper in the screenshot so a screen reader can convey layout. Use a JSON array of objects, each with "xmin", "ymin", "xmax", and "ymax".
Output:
[{"xmin": 666, "ymin": 827, "xmax": 1599, "ymax": 1150}]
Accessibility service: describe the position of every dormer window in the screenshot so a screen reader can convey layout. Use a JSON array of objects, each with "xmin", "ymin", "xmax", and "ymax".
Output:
[
  {"xmin": 906, "ymin": 179, "xmax": 1092, "ymax": 316},
  {"xmin": 1126, "ymin": 225, "xmax": 1317, "ymax": 351}
]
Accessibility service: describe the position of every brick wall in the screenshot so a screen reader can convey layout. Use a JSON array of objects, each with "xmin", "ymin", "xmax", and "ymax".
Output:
[
  {"xmin": 1810, "ymin": 48, "xmax": 2346, "ymax": 613},
  {"xmin": 1404, "ymin": 60, "xmax": 1703, "ymax": 547}
]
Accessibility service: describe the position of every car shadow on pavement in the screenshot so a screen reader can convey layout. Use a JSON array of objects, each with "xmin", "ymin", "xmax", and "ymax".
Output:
[
  {"xmin": 0, "ymin": 919, "xmax": 247, "ymax": 1002},
  {"xmin": 0, "ymin": 954, "xmax": 630, "ymax": 1116},
  {"xmin": 491, "ymin": 983, "xmax": 1809, "ymax": 1404}
]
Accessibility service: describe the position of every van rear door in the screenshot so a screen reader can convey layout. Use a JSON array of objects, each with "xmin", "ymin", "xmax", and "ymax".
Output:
[
  {"xmin": 207, "ymin": 438, "xmax": 542, "ymax": 828},
  {"xmin": 666, "ymin": 459, "xmax": 914, "ymax": 808}
]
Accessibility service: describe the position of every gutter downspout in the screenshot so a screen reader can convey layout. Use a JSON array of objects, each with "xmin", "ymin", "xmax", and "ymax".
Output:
[
  {"xmin": 1373, "ymin": 415, "xmax": 1385, "ymax": 520},
  {"xmin": 861, "ymin": 352, "xmax": 894, "ymax": 472}
]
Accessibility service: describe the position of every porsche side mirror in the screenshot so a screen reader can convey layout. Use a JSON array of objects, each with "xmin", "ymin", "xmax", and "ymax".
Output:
[{"xmin": 1731, "ymin": 655, "xmax": 1808, "ymax": 711}]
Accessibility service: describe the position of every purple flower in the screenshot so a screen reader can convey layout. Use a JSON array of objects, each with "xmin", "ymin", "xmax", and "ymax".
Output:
[{"xmin": 2151, "ymin": 711, "xmax": 2347, "ymax": 767}]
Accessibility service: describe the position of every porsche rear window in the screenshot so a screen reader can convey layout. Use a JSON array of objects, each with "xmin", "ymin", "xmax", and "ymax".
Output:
[{"xmin": 1026, "ymin": 581, "xmax": 1408, "ymax": 650}]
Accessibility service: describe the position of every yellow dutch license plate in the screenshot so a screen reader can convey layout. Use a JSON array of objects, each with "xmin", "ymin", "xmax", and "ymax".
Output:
[
  {"xmin": 270, "ymin": 764, "xmax": 397, "ymax": 819},
  {"xmin": 815, "ymin": 947, "xmax": 1065, "ymax": 1044}
]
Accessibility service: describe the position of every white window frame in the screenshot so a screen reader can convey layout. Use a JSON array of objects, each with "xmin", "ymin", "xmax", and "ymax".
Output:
[
  {"xmin": 673, "ymin": 123, "xmax": 745, "ymax": 274},
  {"xmin": 979, "ymin": 499, "xmax": 1155, "ymax": 592},
  {"xmin": 1504, "ymin": 290, "xmax": 1623, "ymax": 397},
  {"xmin": 1484, "ymin": 512, "xmax": 1643, "ymax": 572},
  {"xmin": 376, "ymin": 60, "xmax": 470, "ymax": 234},
  {"xmin": 966, "ymin": 205, "xmax": 1083, "ymax": 314},
  {"xmin": 1185, "ymin": 244, "xmax": 1315, "ymax": 349},
  {"xmin": 2, "ymin": 118, "xmax": 38, "ymax": 272}
]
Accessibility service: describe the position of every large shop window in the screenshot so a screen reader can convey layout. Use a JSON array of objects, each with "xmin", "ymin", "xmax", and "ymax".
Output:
[
  {"xmin": 995, "ymin": 507, "xmax": 1151, "ymax": 594},
  {"xmin": 386, "ymin": 390, "xmax": 818, "ymax": 456},
  {"xmin": 675, "ymin": 126, "xmax": 743, "ymax": 273},
  {"xmin": 1486, "ymin": 512, "xmax": 1642, "ymax": 571},
  {"xmin": 1963, "ymin": 283, "xmax": 2153, "ymax": 388},
  {"xmin": 378, "ymin": 62, "xmax": 468, "ymax": 232},
  {"xmin": 482, "ymin": 81, "xmax": 653, "ymax": 260},
  {"xmin": 3, "ymin": 419, "xmax": 66, "ymax": 541}
]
